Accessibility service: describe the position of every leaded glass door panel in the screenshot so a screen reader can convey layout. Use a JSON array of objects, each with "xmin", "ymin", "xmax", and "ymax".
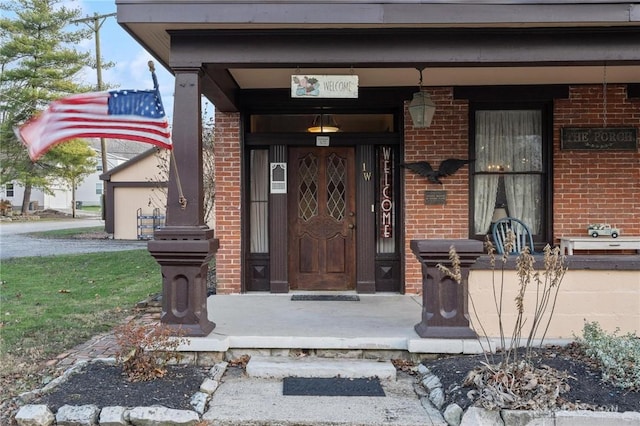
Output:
[{"xmin": 288, "ymin": 147, "xmax": 356, "ymax": 290}]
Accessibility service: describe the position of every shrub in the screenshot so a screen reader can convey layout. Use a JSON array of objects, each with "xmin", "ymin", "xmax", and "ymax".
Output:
[
  {"xmin": 114, "ymin": 321, "xmax": 188, "ymax": 382},
  {"xmin": 577, "ymin": 321, "xmax": 640, "ymax": 391},
  {"xmin": 437, "ymin": 234, "xmax": 569, "ymax": 410}
]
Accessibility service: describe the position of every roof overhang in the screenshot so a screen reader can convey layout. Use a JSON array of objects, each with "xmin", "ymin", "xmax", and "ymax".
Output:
[{"xmin": 116, "ymin": 1, "xmax": 640, "ymax": 111}]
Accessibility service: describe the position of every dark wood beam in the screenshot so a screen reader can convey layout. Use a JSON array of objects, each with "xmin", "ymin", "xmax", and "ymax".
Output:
[{"xmin": 169, "ymin": 28, "xmax": 640, "ymax": 69}]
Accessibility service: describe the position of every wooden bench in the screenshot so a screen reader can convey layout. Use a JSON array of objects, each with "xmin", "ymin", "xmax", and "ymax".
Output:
[{"xmin": 560, "ymin": 236, "xmax": 640, "ymax": 255}]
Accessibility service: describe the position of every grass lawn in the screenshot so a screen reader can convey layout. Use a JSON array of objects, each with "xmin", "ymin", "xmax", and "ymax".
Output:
[
  {"xmin": 0, "ymin": 249, "xmax": 160, "ymax": 399},
  {"xmin": 27, "ymin": 226, "xmax": 105, "ymax": 238}
]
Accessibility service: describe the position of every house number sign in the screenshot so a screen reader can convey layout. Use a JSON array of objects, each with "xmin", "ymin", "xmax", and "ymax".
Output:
[
  {"xmin": 380, "ymin": 146, "xmax": 393, "ymax": 238},
  {"xmin": 561, "ymin": 127, "xmax": 637, "ymax": 150}
]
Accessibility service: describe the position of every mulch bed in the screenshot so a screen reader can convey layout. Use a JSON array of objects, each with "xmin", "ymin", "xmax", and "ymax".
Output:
[
  {"xmin": 8, "ymin": 343, "xmax": 639, "ymax": 421},
  {"xmin": 32, "ymin": 362, "xmax": 207, "ymax": 411},
  {"xmin": 423, "ymin": 343, "xmax": 640, "ymax": 412}
]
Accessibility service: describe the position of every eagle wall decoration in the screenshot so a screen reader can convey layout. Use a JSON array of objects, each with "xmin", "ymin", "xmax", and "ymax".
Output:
[{"xmin": 401, "ymin": 158, "xmax": 472, "ymax": 184}]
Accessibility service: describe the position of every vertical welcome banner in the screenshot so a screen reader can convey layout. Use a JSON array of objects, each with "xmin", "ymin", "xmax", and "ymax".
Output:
[{"xmin": 380, "ymin": 146, "xmax": 393, "ymax": 238}]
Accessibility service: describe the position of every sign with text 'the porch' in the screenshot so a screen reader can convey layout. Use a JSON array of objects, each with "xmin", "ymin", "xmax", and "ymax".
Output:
[
  {"xmin": 291, "ymin": 75, "xmax": 359, "ymax": 98},
  {"xmin": 561, "ymin": 127, "xmax": 637, "ymax": 150}
]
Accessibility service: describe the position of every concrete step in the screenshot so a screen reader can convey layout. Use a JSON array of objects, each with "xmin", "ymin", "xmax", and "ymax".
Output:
[{"xmin": 246, "ymin": 356, "xmax": 397, "ymax": 381}]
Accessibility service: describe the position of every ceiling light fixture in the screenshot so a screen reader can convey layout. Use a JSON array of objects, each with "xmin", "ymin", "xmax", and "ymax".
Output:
[
  {"xmin": 308, "ymin": 114, "xmax": 340, "ymax": 133},
  {"xmin": 408, "ymin": 68, "xmax": 436, "ymax": 128}
]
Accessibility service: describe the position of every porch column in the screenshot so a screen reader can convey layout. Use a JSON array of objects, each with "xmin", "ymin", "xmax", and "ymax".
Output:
[
  {"xmin": 410, "ymin": 239, "xmax": 483, "ymax": 339},
  {"xmin": 148, "ymin": 67, "xmax": 218, "ymax": 337}
]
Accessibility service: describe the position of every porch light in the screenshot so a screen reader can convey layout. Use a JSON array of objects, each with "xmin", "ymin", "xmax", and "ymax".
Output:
[
  {"xmin": 308, "ymin": 114, "xmax": 340, "ymax": 133},
  {"xmin": 408, "ymin": 68, "xmax": 436, "ymax": 128}
]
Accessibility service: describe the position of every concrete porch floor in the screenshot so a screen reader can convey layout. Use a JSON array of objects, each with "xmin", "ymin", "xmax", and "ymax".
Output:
[{"xmin": 180, "ymin": 293, "xmax": 502, "ymax": 356}]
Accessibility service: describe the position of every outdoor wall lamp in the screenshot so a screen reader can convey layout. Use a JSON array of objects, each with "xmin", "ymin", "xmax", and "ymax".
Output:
[
  {"xmin": 308, "ymin": 114, "xmax": 340, "ymax": 133},
  {"xmin": 408, "ymin": 68, "xmax": 436, "ymax": 128}
]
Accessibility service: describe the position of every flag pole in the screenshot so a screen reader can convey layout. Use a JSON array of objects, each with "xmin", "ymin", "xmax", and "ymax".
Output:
[{"xmin": 148, "ymin": 61, "xmax": 186, "ymax": 209}]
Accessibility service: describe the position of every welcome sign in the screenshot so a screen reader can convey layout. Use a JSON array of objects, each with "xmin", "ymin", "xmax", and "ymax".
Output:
[{"xmin": 291, "ymin": 75, "xmax": 359, "ymax": 98}]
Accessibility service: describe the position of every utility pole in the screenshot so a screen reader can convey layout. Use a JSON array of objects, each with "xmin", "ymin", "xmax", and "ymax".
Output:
[
  {"xmin": 73, "ymin": 12, "xmax": 116, "ymax": 219},
  {"xmin": 73, "ymin": 12, "xmax": 116, "ymax": 173}
]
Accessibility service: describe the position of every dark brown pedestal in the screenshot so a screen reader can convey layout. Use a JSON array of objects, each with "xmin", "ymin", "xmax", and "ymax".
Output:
[
  {"xmin": 410, "ymin": 239, "xmax": 484, "ymax": 339},
  {"xmin": 148, "ymin": 226, "xmax": 218, "ymax": 337}
]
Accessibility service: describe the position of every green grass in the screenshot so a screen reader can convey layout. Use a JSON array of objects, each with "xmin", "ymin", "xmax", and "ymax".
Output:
[
  {"xmin": 77, "ymin": 205, "xmax": 102, "ymax": 212},
  {"xmin": 0, "ymin": 250, "xmax": 160, "ymax": 360},
  {"xmin": 28, "ymin": 226, "xmax": 105, "ymax": 238}
]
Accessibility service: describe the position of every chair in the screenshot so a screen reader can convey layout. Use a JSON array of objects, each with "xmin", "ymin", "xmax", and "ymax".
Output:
[{"xmin": 492, "ymin": 217, "xmax": 535, "ymax": 255}]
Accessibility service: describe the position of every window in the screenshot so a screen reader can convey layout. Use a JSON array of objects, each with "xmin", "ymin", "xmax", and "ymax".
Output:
[
  {"xmin": 96, "ymin": 182, "xmax": 103, "ymax": 195},
  {"xmin": 96, "ymin": 164, "xmax": 103, "ymax": 172},
  {"xmin": 5, "ymin": 183, "xmax": 14, "ymax": 197},
  {"xmin": 472, "ymin": 109, "xmax": 546, "ymax": 239},
  {"xmin": 249, "ymin": 149, "xmax": 269, "ymax": 253}
]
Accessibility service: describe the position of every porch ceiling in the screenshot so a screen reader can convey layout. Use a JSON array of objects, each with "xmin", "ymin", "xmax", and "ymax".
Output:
[{"xmin": 116, "ymin": 1, "xmax": 640, "ymax": 111}]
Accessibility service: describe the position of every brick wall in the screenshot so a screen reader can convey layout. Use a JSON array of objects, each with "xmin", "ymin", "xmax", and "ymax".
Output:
[
  {"xmin": 554, "ymin": 84, "xmax": 640, "ymax": 240},
  {"xmin": 402, "ymin": 88, "xmax": 471, "ymax": 294},
  {"xmin": 213, "ymin": 85, "xmax": 639, "ymax": 295},
  {"xmin": 214, "ymin": 111, "xmax": 242, "ymax": 294}
]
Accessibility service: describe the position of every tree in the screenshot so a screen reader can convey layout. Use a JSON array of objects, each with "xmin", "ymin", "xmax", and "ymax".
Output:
[
  {"xmin": 0, "ymin": 0, "xmax": 91, "ymax": 214},
  {"xmin": 46, "ymin": 139, "xmax": 97, "ymax": 218}
]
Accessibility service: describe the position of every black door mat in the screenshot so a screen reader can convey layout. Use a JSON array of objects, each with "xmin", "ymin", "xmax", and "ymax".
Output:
[
  {"xmin": 282, "ymin": 377, "xmax": 385, "ymax": 397},
  {"xmin": 291, "ymin": 295, "xmax": 360, "ymax": 301}
]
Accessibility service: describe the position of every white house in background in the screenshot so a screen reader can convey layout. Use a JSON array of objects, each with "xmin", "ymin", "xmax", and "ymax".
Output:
[{"xmin": 1, "ymin": 139, "xmax": 149, "ymax": 211}]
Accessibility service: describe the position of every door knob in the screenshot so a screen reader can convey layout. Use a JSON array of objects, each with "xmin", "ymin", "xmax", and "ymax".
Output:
[{"xmin": 348, "ymin": 224, "xmax": 355, "ymax": 229}]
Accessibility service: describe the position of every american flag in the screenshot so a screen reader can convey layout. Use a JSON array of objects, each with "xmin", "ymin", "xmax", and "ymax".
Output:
[{"xmin": 17, "ymin": 88, "xmax": 172, "ymax": 161}]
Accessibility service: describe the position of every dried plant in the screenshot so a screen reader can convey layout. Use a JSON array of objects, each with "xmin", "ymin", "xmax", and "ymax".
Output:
[
  {"xmin": 438, "ymin": 233, "xmax": 569, "ymax": 410},
  {"xmin": 113, "ymin": 321, "xmax": 188, "ymax": 382}
]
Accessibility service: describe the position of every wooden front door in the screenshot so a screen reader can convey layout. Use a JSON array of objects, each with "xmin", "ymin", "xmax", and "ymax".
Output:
[{"xmin": 288, "ymin": 147, "xmax": 356, "ymax": 290}]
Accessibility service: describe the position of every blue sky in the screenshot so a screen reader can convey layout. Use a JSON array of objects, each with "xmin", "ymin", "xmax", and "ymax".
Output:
[{"xmin": 75, "ymin": 0, "xmax": 176, "ymax": 121}]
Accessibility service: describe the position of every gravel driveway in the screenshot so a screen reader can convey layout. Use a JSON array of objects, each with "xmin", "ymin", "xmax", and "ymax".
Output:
[{"xmin": 0, "ymin": 217, "xmax": 147, "ymax": 260}]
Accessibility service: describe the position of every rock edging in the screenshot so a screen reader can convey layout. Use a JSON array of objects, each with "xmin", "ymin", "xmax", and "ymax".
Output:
[
  {"xmin": 13, "ymin": 359, "xmax": 229, "ymax": 426},
  {"xmin": 415, "ymin": 364, "xmax": 640, "ymax": 426}
]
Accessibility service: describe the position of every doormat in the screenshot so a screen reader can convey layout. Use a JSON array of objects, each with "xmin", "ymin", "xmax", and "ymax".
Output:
[
  {"xmin": 282, "ymin": 377, "xmax": 385, "ymax": 397},
  {"xmin": 290, "ymin": 295, "xmax": 360, "ymax": 301}
]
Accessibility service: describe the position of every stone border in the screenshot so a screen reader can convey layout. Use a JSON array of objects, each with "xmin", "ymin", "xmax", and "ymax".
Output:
[
  {"xmin": 14, "ymin": 359, "xmax": 229, "ymax": 426},
  {"xmin": 415, "ymin": 364, "xmax": 640, "ymax": 426}
]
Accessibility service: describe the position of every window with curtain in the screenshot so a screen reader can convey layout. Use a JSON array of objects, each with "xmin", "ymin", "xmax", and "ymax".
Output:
[
  {"xmin": 249, "ymin": 149, "xmax": 269, "ymax": 253},
  {"xmin": 473, "ymin": 110, "xmax": 543, "ymax": 236}
]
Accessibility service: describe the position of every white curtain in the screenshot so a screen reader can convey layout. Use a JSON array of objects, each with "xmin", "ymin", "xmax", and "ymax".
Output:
[
  {"xmin": 475, "ymin": 110, "xmax": 542, "ymax": 234},
  {"xmin": 250, "ymin": 150, "xmax": 269, "ymax": 253}
]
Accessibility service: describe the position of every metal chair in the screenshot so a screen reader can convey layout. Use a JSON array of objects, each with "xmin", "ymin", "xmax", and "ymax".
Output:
[{"xmin": 492, "ymin": 217, "xmax": 535, "ymax": 255}]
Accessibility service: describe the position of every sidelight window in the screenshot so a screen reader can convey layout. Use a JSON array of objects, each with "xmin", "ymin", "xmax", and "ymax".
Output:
[{"xmin": 249, "ymin": 149, "xmax": 269, "ymax": 253}]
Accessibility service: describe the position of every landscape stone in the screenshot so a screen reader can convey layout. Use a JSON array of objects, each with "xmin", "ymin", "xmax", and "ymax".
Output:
[
  {"xmin": 98, "ymin": 406, "xmax": 128, "ymax": 426},
  {"xmin": 443, "ymin": 403, "xmax": 463, "ymax": 426},
  {"xmin": 15, "ymin": 404, "xmax": 54, "ymax": 426},
  {"xmin": 209, "ymin": 361, "xmax": 228, "ymax": 381},
  {"xmin": 199, "ymin": 377, "xmax": 219, "ymax": 394},
  {"xmin": 417, "ymin": 363, "xmax": 430, "ymax": 376},
  {"xmin": 190, "ymin": 391, "xmax": 209, "ymax": 414},
  {"xmin": 460, "ymin": 407, "xmax": 504, "ymax": 426},
  {"xmin": 501, "ymin": 409, "xmax": 554, "ymax": 426},
  {"xmin": 429, "ymin": 387, "xmax": 445, "ymax": 409},
  {"xmin": 128, "ymin": 406, "xmax": 200, "ymax": 426},
  {"xmin": 55, "ymin": 404, "xmax": 100, "ymax": 426},
  {"xmin": 421, "ymin": 373, "xmax": 442, "ymax": 391}
]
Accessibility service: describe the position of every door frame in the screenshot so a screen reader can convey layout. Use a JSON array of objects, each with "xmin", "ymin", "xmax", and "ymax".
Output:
[{"xmin": 243, "ymin": 129, "xmax": 405, "ymax": 294}]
